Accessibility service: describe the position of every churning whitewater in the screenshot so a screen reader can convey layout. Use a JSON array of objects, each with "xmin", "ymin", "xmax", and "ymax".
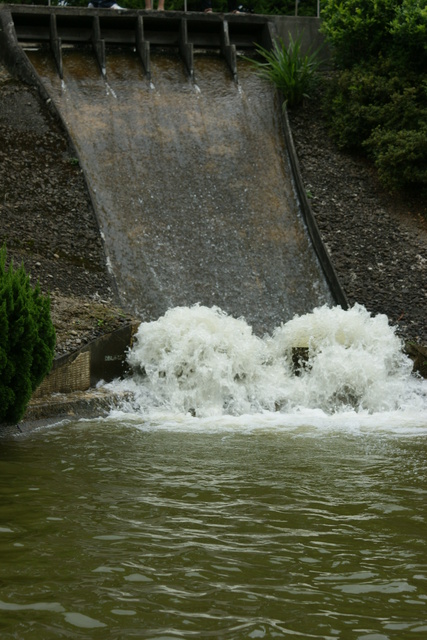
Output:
[{"xmin": 109, "ymin": 304, "xmax": 426, "ymax": 424}]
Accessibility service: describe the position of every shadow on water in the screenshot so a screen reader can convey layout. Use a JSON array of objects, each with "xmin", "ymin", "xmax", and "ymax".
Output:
[{"xmin": 28, "ymin": 45, "xmax": 333, "ymax": 334}]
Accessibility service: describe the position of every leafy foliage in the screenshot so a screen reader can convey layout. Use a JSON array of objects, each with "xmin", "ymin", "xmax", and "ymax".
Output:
[
  {"xmin": 321, "ymin": 0, "xmax": 427, "ymax": 71},
  {"xmin": 366, "ymin": 122, "xmax": 427, "ymax": 191},
  {"xmin": 249, "ymin": 35, "xmax": 322, "ymax": 107},
  {"xmin": 320, "ymin": 0, "xmax": 397, "ymax": 68},
  {"xmin": 389, "ymin": 0, "xmax": 427, "ymax": 71},
  {"xmin": 0, "ymin": 247, "xmax": 56, "ymax": 425},
  {"xmin": 321, "ymin": 0, "xmax": 427, "ymax": 193}
]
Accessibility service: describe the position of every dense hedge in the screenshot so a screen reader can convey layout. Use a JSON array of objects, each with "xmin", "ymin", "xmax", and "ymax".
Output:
[
  {"xmin": 321, "ymin": 0, "xmax": 427, "ymax": 193},
  {"xmin": 0, "ymin": 247, "xmax": 55, "ymax": 425}
]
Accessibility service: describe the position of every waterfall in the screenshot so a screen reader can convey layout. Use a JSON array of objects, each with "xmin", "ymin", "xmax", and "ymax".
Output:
[{"xmin": 109, "ymin": 304, "xmax": 426, "ymax": 424}]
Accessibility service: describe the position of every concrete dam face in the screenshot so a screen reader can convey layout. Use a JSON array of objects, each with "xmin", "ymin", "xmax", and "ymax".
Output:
[{"xmin": 16, "ymin": 11, "xmax": 336, "ymax": 335}]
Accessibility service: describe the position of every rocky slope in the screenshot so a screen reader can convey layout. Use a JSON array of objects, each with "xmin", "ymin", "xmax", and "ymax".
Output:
[
  {"xmin": 1, "ymin": 60, "xmax": 426, "ymax": 359},
  {"xmin": 288, "ymin": 89, "xmax": 427, "ymax": 348},
  {"xmin": 0, "ymin": 62, "xmax": 136, "ymax": 355}
]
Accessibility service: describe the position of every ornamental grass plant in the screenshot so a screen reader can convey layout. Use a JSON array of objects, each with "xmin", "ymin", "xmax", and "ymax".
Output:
[
  {"xmin": 321, "ymin": 0, "xmax": 427, "ymax": 193},
  {"xmin": 249, "ymin": 35, "xmax": 323, "ymax": 108}
]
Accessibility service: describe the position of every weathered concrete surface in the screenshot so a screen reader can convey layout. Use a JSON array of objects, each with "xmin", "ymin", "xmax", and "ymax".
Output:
[
  {"xmin": 406, "ymin": 343, "xmax": 427, "ymax": 380},
  {"xmin": 33, "ymin": 322, "xmax": 139, "ymax": 398},
  {"xmin": 273, "ymin": 16, "xmax": 327, "ymax": 54},
  {"xmin": 0, "ymin": 388, "xmax": 132, "ymax": 439},
  {"xmin": 25, "ymin": 387, "xmax": 131, "ymax": 422}
]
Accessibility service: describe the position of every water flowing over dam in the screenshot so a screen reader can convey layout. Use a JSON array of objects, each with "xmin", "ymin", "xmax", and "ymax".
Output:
[
  {"xmin": 2, "ymin": 15, "xmax": 427, "ymax": 640},
  {"xmin": 26, "ymin": 37, "xmax": 334, "ymax": 334},
  {"xmin": 4, "ymin": 7, "xmax": 425, "ymax": 421}
]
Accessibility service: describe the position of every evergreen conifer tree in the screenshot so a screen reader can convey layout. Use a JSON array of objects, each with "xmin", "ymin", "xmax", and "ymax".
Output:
[{"xmin": 0, "ymin": 246, "xmax": 56, "ymax": 425}]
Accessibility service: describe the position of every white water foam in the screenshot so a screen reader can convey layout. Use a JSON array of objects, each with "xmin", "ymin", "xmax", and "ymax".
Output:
[{"xmin": 107, "ymin": 304, "xmax": 426, "ymax": 431}]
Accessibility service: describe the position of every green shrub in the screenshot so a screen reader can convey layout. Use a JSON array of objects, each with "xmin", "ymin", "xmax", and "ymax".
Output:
[
  {"xmin": 325, "ymin": 61, "xmax": 424, "ymax": 146},
  {"xmin": 321, "ymin": 0, "xmax": 427, "ymax": 71},
  {"xmin": 325, "ymin": 63, "xmax": 427, "ymax": 192},
  {"xmin": 0, "ymin": 247, "xmax": 56, "ymax": 425},
  {"xmin": 321, "ymin": 0, "xmax": 399, "ymax": 68},
  {"xmin": 249, "ymin": 34, "xmax": 322, "ymax": 108},
  {"xmin": 389, "ymin": 0, "xmax": 427, "ymax": 72},
  {"xmin": 321, "ymin": 0, "xmax": 427, "ymax": 193},
  {"xmin": 365, "ymin": 124, "xmax": 427, "ymax": 192}
]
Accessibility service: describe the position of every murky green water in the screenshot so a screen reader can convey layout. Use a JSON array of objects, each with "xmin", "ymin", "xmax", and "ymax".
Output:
[{"xmin": 1, "ymin": 420, "xmax": 426, "ymax": 639}]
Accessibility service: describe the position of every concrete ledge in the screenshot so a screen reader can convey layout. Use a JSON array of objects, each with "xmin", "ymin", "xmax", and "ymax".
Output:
[
  {"xmin": 33, "ymin": 321, "xmax": 140, "ymax": 398},
  {"xmin": 405, "ymin": 342, "xmax": 427, "ymax": 379},
  {"xmin": 0, "ymin": 387, "xmax": 133, "ymax": 438},
  {"xmin": 26, "ymin": 387, "xmax": 132, "ymax": 422}
]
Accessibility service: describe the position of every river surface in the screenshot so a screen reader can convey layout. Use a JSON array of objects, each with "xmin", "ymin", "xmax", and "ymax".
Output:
[
  {"xmin": 1, "ymin": 305, "xmax": 427, "ymax": 639},
  {"xmin": 1, "ymin": 418, "xmax": 427, "ymax": 639}
]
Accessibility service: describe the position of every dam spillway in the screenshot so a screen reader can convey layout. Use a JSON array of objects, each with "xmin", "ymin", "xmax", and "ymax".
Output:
[{"xmin": 2, "ymin": 7, "xmax": 339, "ymax": 334}]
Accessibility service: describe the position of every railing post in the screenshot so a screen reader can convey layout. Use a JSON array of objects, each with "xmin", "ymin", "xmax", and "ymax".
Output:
[
  {"xmin": 92, "ymin": 15, "xmax": 106, "ymax": 76},
  {"xmin": 49, "ymin": 13, "xmax": 63, "ymax": 78},
  {"xmin": 221, "ymin": 20, "xmax": 237, "ymax": 83},
  {"xmin": 179, "ymin": 18, "xmax": 194, "ymax": 80},
  {"xmin": 136, "ymin": 15, "xmax": 151, "ymax": 79}
]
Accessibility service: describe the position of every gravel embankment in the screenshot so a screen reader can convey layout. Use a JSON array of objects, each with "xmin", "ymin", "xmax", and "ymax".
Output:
[{"xmin": 288, "ymin": 90, "xmax": 426, "ymax": 347}]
